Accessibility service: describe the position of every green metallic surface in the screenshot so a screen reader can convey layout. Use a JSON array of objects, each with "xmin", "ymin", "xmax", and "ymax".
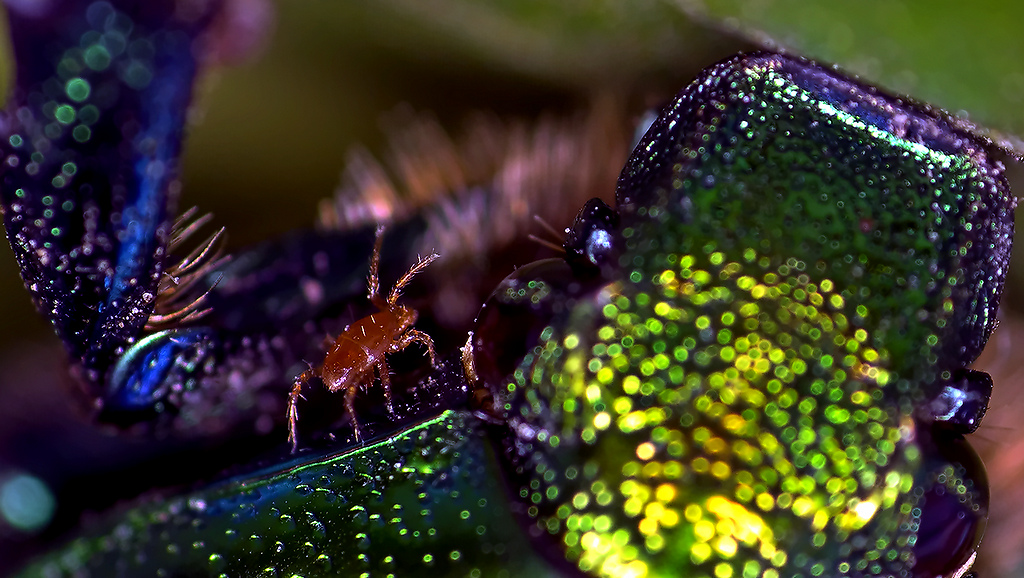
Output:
[
  {"xmin": 493, "ymin": 54, "xmax": 1008, "ymax": 577},
  {"xmin": 507, "ymin": 256, "xmax": 915, "ymax": 577},
  {"xmin": 16, "ymin": 411, "xmax": 561, "ymax": 578},
  {"xmin": 679, "ymin": 0, "xmax": 1024, "ymax": 142}
]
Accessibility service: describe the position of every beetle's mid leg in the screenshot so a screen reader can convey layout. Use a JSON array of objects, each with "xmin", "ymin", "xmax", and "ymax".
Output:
[
  {"xmin": 287, "ymin": 365, "xmax": 317, "ymax": 453},
  {"xmin": 400, "ymin": 328, "xmax": 438, "ymax": 368}
]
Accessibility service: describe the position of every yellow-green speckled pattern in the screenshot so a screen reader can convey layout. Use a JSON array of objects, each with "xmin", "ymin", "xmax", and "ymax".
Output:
[
  {"xmin": 493, "ymin": 53, "xmax": 1012, "ymax": 578},
  {"xmin": 508, "ymin": 250, "xmax": 915, "ymax": 577}
]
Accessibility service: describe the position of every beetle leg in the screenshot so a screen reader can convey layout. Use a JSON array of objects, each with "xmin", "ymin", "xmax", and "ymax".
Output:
[
  {"xmin": 399, "ymin": 329, "xmax": 438, "ymax": 369},
  {"xmin": 287, "ymin": 366, "xmax": 317, "ymax": 453}
]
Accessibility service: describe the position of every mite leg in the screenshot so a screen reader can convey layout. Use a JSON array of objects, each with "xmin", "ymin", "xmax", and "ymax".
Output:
[
  {"xmin": 344, "ymin": 382, "xmax": 363, "ymax": 442},
  {"xmin": 319, "ymin": 332, "xmax": 337, "ymax": 350},
  {"xmin": 376, "ymin": 358, "xmax": 396, "ymax": 416},
  {"xmin": 387, "ymin": 252, "xmax": 440, "ymax": 305},
  {"xmin": 368, "ymin": 225, "xmax": 388, "ymax": 310},
  {"xmin": 399, "ymin": 328, "xmax": 437, "ymax": 368},
  {"xmin": 287, "ymin": 366, "xmax": 317, "ymax": 453}
]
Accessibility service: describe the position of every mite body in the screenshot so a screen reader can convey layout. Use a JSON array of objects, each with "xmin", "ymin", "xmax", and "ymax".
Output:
[{"xmin": 287, "ymin": 226, "xmax": 439, "ymax": 450}]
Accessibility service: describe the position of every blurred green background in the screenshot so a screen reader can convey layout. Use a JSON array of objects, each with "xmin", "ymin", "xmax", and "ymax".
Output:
[{"xmin": 0, "ymin": 1, "xmax": 1021, "ymax": 576}]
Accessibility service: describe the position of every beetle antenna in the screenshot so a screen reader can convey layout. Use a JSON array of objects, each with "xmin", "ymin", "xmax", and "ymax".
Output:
[{"xmin": 527, "ymin": 214, "xmax": 566, "ymax": 254}]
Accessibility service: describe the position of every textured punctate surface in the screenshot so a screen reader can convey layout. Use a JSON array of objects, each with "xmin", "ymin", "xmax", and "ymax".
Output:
[
  {"xmin": 16, "ymin": 411, "xmax": 561, "ymax": 578},
  {"xmin": 0, "ymin": 1, "xmax": 216, "ymax": 379},
  {"xmin": 490, "ymin": 53, "xmax": 1012, "ymax": 578}
]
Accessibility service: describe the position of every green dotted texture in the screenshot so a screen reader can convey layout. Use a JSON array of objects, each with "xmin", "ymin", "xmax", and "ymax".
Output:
[
  {"xmin": 618, "ymin": 54, "xmax": 1012, "ymax": 393},
  {"xmin": 17, "ymin": 412, "xmax": 558, "ymax": 578},
  {"xmin": 498, "ymin": 54, "xmax": 1013, "ymax": 578}
]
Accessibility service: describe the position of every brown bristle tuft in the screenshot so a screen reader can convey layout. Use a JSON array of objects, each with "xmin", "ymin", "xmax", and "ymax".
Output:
[{"xmin": 146, "ymin": 207, "xmax": 230, "ymax": 330}]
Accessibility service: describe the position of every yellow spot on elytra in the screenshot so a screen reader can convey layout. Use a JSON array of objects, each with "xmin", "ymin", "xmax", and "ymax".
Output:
[
  {"xmin": 636, "ymin": 442, "xmax": 656, "ymax": 461},
  {"xmin": 655, "ymin": 484, "xmax": 676, "ymax": 503},
  {"xmin": 694, "ymin": 520, "xmax": 715, "ymax": 542},
  {"xmin": 619, "ymin": 411, "xmax": 647, "ymax": 433},
  {"xmin": 691, "ymin": 542, "xmax": 712, "ymax": 564},
  {"xmin": 714, "ymin": 535, "xmax": 738, "ymax": 557},
  {"xmin": 638, "ymin": 518, "xmax": 658, "ymax": 536},
  {"xmin": 703, "ymin": 496, "xmax": 777, "ymax": 553},
  {"xmin": 812, "ymin": 510, "xmax": 829, "ymax": 532},
  {"xmin": 792, "ymin": 496, "xmax": 815, "ymax": 517},
  {"xmin": 853, "ymin": 499, "xmax": 878, "ymax": 521},
  {"xmin": 684, "ymin": 504, "xmax": 702, "ymax": 522}
]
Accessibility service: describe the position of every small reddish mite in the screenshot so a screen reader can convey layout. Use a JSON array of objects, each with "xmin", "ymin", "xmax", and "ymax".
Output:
[{"xmin": 287, "ymin": 225, "xmax": 439, "ymax": 451}]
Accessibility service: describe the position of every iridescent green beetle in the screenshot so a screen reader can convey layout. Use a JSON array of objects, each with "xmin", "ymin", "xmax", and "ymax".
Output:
[
  {"xmin": 472, "ymin": 52, "xmax": 1012, "ymax": 578},
  {"xmin": 15, "ymin": 53, "xmax": 1013, "ymax": 578}
]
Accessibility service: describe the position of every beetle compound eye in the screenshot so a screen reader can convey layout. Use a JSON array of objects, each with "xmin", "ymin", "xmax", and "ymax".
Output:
[
  {"xmin": 920, "ymin": 369, "xmax": 993, "ymax": 435},
  {"xmin": 910, "ymin": 430, "xmax": 989, "ymax": 578},
  {"xmin": 564, "ymin": 197, "xmax": 621, "ymax": 276}
]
